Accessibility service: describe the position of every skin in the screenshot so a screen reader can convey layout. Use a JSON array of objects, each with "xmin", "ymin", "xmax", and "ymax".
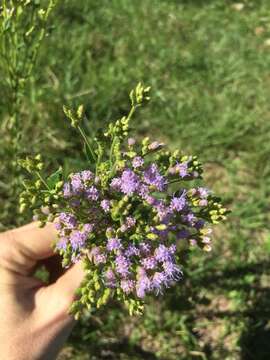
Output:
[{"xmin": 0, "ymin": 222, "xmax": 85, "ymax": 360}]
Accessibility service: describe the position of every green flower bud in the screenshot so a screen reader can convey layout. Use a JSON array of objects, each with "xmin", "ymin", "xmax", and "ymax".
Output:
[
  {"xmin": 19, "ymin": 203, "xmax": 27, "ymax": 213},
  {"xmin": 156, "ymin": 224, "xmax": 167, "ymax": 231},
  {"xmin": 77, "ymin": 104, "xmax": 84, "ymax": 119},
  {"xmin": 146, "ymin": 233, "xmax": 158, "ymax": 240},
  {"xmin": 35, "ymin": 180, "xmax": 42, "ymax": 189}
]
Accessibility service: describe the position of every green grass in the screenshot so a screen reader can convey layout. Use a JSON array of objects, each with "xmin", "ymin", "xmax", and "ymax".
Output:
[{"xmin": 1, "ymin": 0, "xmax": 270, "ymax": 359}]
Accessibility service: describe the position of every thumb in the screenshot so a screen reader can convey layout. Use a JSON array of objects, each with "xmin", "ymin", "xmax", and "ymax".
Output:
[
  {"xmin": 53, "ymin": 261, "xmax": 85, "ymax": 303},
  {"xmin": 38, "ymin": 261, "xmax": 85, "ymax": 318}
]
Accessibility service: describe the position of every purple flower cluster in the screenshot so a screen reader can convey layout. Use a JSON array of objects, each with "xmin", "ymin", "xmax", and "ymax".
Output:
[
  {"xmin": 55, "ymin": 216, "xmax": 93, "ymax": 254},
  {"xmin": 87, "ymin": 241, "xmax": 182, "ymax": 297},
  {"xmin": 54, "ymin": 142, "xmax": 220, "ymax": 303}
]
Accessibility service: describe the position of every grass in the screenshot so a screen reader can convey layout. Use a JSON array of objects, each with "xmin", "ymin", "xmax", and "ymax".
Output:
[{"xmin": 1, "ymin": 0, "xmax": 270, "ymax": 359}]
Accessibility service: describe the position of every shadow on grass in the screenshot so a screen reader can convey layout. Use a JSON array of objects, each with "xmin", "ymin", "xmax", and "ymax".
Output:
[
  {"xmin": 163, "ymin": 260, "xmax": 270, "ymax": 359},
  {"xmin": 68, "ymin": 335, "xmax": 159, "ymax": 360},
  {"xmin": 239, "ymin": 287, "xmax": 270, "ymax": 360},
  {"xmin": 89, "ymin": 339, "xmax": 159, "ymax": 360}
]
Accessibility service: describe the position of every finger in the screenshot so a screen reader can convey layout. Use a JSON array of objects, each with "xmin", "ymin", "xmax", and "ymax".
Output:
[
  {"xmin": 37, "ymin": 262, "xmax": 85, "ymax": 318},
  {"xmin": 6, "ymin": 222, "xmax": 57, "ymax": 261},
  {"xmin": 15, "ymin": 222, "xmax": 41, "ymax": 231},
  {"xmin": 52, "ymin": 261, "xmax": 85, "ymax": 303}
]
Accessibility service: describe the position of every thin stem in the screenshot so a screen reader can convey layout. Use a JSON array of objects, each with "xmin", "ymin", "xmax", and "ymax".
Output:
[
  {"xmin": 109, "ymin": 136, "xmax": 118, "ymax": 169},
  {"xmin": 95, "ymin": 143, "xmax": 103, "ymax": 177},
  {"xmin": 142, "ymin": 147, "xmax": 165, "ymax": 158},
  {"xmin": 127, "ymin": 105, "xmax": 136, "ymax": 121},
  {"xmin": 168, "ymin": 178, "xmax": 183, "ymax": 185},
  {"xmin": 35, "ymin": 171, "xmax": 50, "ymax": 191},
  {"xmin": 78, "ymin": 125, "xmax": 96, "ymax": 161}
]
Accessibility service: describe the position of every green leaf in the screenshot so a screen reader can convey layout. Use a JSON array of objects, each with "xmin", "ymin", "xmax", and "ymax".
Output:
[{"xmin": 46, "ymin": 166, "xmax": 62, "ymax": 189}]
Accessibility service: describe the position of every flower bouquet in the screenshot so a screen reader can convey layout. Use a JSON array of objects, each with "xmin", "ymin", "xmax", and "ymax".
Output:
[{"xmin": 19, "ymin": 83, "xmax": 227, "ymax": 318}]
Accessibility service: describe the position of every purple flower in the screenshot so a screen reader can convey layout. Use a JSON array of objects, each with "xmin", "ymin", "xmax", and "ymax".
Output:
[
  {"xmin": 56, "ymin": 237, "xmax": 68, "ymax": 250},
  {"xmin": 152, "ymin": 272, "xmax": 168, "ymax": 294},
  {"xmin": 71, "ymin": 253, "xmax": 81, "ymax": 264},
  {"xmin": 137, "ymin": 266, "xmax": 147, "ymax": 277},
  {"xmin": 70, "ymin": 230, "xmax": 87, "ymax": 250},
  {"xmin": 143, "ymin": 164, "xmax": 166, "ymax": 191},
  {"xmin": 81, "ymin": 170, "xmax": 93, "ymax": 182},
  {"xmin": 197, "ymin": 187, "xmax": 209, "ymax": 198},
  {"xmin": 120, "ymin": 279, "xmax": 135, "ymax": 294},
  {"xmin": 136, "ymin": 285, "xmax": 146, "ymax": 298},
  {"xmin": 101, "ymin": 199, "xmax": 111, "ymax": 213},
  {"xmin": 154, "ymin": 245, "xmax": 172, "ymax": 262},
  {"xmin": 95, "ymin": 253, "xmax": 107, "ymax": 264},
  {"xmin": 195, "ymin": 219, "xmax": 205, "ymax": 229},
  {"xmin": 136, "ymin": 273, "xmax": 151, "ymax": 298},
  {"xmin": 169, "ymin": 244, "xmax": 177, "ymax": 254},
  {"xmin": 59, "ymin": 212, "xmax": 77, "ymax": 229},
  {"xmin": 199, "ymin": 199, "xmax": 208, "ymax": 206},
  {"xmin": 201, "ymin": 236, "xmax": 211, "ymax": 244},
  {"xmin": 183, "ymin": 213, "xmax": 196, "ymax": 225},
  {"xmin": 126, "ymin": 216, "xmax": 136, "ymax": 228},
  {"xmin": 85, "ymin": 186, "xmax": 99, "ymax": 201},
  {"xmin": 170, "ymin": 192, "xmax": 186, "ymax": 212},
  {"xmin": 125, "ymin": 244, "xmax": 140, "ymax": 257},
  {"xmin": 89, "ymin": 247, "xmax": 107, "ymax": 265},
  {"xmin": 175, "ymin": 162, "xmax": 188, "ymax": 178},
  {"xmin": 145, "ymin": 195, "xmax": 157, "ymax": 206},
  {"xmin": 162, "ymin": 261, "xmax": 182, "ymax": 281},
  {"xmin": 120, "ymin": 169, "xmax": 140, "ymax": 195},
  {"xmin": 110, "ymin": 177, "xmax": 122, "ymax": 191},
  {"xmin": 83, "ymin": 223, "xmax": 94, "ymax": 233},
  {"xmin": 70, "ymin": 199, "xmax": 81, "ymax": 207},
  {"xmin": 141, "ymin": 256, "xmax": 157, "ymax": 270},
  {"xmin": 155, "ymin": 201, "xmax": 172, "ymax": 222},
  {"xmin": 71, "ymin": 173, "xmax": 83, "ymax": 193},
  {"xmin": 54, "ymin": 222, "xmax": 62, "ymax": 231},
  {"xmin": 107, "ymin": 237, "xmax": 122, "ymax": 251},
  {"xmin": 138, "ymin": 184, "xmax": 149, "ymax": 198},
  {"xmin": 139, "ymin": 242, "xmax": 151, "ymax": 255},
  {"xmin": 177, "ymin": 229, "xmax": 190, "ymax": 239},
  {"xmin": 115, "ymin": 255, "xmax": 130, "ymax": 277},
  {"xmin": 104, "ymin": 268, "xmax": 117, "ymax": 288},
  {"xmin": 63, "ymin": 182, "xmax": 72, "ymax": 198},
  {"xmin": 189, "ymin": 239, "xmax": 197, "ymax": 246},
  {"xmin": 132, "ymin": 156, "xmax": 144, "ymax": 168}
]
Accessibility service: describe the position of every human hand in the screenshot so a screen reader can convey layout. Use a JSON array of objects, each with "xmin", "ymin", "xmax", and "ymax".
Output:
[{"xmin": 0, "ymin": 222, "xmax": 84, "ymax": 360}]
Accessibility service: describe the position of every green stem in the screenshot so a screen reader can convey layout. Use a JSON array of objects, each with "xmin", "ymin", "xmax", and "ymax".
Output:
[
  {"xmin": 168, "ymin": 178, "xmax": 183, "ymax": 185},
  {"xmin": 36, "ymin": 171, "xmax": 50, "ymax": 191},
  {"xmin": 78, "ymin": 125, "xmax": 96, "ymax": 161},
  {"xmin": 26, "ymin": 0, "xmax": 57, "ymax": 78},
  {"xmin": 142, "ymin": 147, "xmax": 164, "ymax": 158},
  {"xmin": 109, "ymin": 136, "xmax": 118, "ymax": 169},
  {"xmin": 127, "ymin": 105, "xmax": 136, "ymax": 121},
  {"xmin": 95, "ymin": 143, "xmax": 103, "ymax": 176}
]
